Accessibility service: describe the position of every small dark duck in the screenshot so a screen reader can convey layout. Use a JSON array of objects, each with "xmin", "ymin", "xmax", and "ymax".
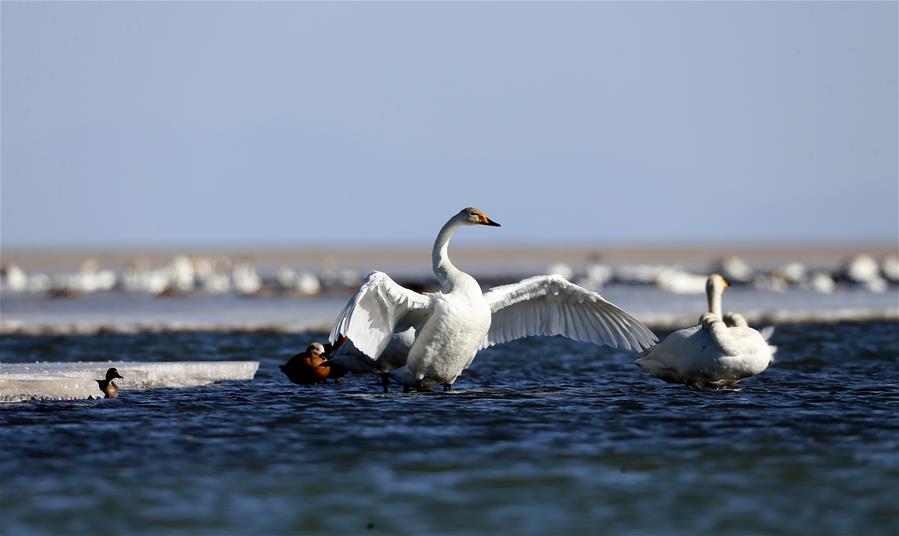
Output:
[
  {"xmin": 96, "ymin": 367, "xmax": 124, "ymax": 398},
  {"xmin": 280, "ymin": 340, "xmax": 349, "ymax": 385}
]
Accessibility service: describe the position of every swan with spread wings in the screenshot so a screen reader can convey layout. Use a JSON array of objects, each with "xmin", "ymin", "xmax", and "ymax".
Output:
[{"xmin": 328, "ymin": 208, "xmax": 657, "ymax": 391}]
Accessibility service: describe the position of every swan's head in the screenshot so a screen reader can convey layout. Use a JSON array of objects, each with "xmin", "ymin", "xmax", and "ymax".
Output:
[
  {"xmin": 307, "ymin": 342, "xmax": 326, "ymax": 356},
  {"xmin": 706, "ymin": 273, "xmax": 730, "ymax": 294},
  {"xmin": 458, "ymin": 207, "xmax": 500, "ymax": 227}
]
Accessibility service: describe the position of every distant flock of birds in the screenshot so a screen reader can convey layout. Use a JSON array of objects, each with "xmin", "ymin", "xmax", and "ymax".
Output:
[
  {"xmin": 0, "ymin": 256, "xmax": 327, "ymax": 298},
  {"xmin": 2, "ymin": 247, "xmax": 896, "ymax": 300}
]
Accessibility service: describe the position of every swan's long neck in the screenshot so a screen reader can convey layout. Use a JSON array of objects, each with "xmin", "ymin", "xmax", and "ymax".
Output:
[
  {"xmin": 707, "ymin": 285, "xmax": 723, "ymax": 318},
  {"xmin": 432, "ymin": 218, "xmax": 465, "ymax": 290}
]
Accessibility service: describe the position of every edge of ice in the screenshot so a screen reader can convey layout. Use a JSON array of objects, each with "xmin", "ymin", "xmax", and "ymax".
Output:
[{"xmin": 0, "ymin": 361, "xmax": 260, "ymax": 402}]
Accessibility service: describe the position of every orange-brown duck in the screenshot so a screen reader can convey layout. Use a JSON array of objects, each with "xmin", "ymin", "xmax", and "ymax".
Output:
[{"xmin": 280, "ymin": 341, "xmax": 349, "ymax": 385}]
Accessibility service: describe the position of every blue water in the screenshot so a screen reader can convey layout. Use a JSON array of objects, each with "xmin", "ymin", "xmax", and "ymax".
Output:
[{"xmin": 1, "ymin": 322, "xmax": 898, "ymax": 535}]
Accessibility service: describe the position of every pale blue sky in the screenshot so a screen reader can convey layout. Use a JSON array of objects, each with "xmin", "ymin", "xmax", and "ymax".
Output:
[{"xmin": 2, "ymin": 1, "xmax": 896, "ymax": 248}]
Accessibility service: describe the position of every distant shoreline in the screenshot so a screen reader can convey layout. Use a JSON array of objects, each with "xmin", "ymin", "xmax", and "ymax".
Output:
[{"xmin": 3, "ymin": 244, "xmax": 896, "ymax": 272}]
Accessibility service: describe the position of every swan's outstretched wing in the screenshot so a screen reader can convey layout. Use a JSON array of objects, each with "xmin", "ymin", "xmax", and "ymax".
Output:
[
  {"xmin": 481, "ymin": 275, "xmax": 658, "ymax": 352},
  {"xmin": 329, "ymin": 271, "xmax": 433, "ymax": 359}
]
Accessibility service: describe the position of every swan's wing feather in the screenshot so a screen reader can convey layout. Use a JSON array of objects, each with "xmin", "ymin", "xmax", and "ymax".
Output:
[
  {"xmin": 329, "ymin": 271, "xmax": 433, "ymax": 358},
  {"xmin": 481, "ymin": 275, "xmax": 658, "ymax": 351}
]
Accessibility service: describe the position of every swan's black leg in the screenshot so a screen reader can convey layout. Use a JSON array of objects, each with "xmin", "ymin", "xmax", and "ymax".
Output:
[
  {"xmin": 442, "ymin": 383, "xmax": 452, "ymax": 392},
  {"xmin": 381, "ymin": 374, "xmax": 390, "ymax": 393}
]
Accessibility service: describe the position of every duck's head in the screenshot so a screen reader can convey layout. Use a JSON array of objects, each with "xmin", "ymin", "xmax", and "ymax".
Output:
[
  {"xmin": 307, "ymin": 342, "xmax": 326, "ymax": 356},
  {"xmin": 706, "ymin": 273, "xmax": 730, "ymax": 293},
  {"xmin": 105, "ymin": 367, "xmax": 124, "ymax": 381},
  {"xmin": 458, "ymin": 207, "xmax": 500, "ymax": 227}
]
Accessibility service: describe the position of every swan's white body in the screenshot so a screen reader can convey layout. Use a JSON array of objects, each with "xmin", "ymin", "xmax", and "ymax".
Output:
[
  {"xmin": 401, "ymin": 269, "xmax": 491, "ymax": 387},
  {"xmin": 329, "ymin": 208, "xmax": 657, "ymax": 390},
  {"xmin": 636, "ymin": 274, "xmax": 774, "ymax": 388}
]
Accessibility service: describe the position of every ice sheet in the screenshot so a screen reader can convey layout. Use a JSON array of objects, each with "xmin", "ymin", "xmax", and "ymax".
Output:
[{"xmin": 0, "ymin": 361, "xmax": 259, "ymax": 402}]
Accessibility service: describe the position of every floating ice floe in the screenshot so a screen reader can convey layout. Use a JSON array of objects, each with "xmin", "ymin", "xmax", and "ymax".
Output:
[{"xmin": 0, "ymin": 361, "xmax": 260, "ymax": 402}]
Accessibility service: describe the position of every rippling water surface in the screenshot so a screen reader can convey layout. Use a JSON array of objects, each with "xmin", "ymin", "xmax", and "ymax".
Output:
[{"xmin": 2, "ymin": 322, "xmax": 898, "ymax": 535}]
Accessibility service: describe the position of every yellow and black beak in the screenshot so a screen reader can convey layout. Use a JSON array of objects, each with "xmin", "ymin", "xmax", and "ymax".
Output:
[{"xmin": 478, "ymin": 214, "xmax": 501, "ymax": 227}]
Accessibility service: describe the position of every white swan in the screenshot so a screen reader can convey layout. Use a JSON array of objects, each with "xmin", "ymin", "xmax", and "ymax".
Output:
[
  {"xmin": 329, "ymin": 208, "xmax": 658, "ymax": 391},
  {"xmin": 635, "ymin": 274, "xmax": 774, "ymax": 388}
]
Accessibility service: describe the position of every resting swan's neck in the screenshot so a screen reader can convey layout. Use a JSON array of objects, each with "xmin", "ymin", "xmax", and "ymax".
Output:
[
  {"xmin": 707, "ymin": 285, "xmax": 723, "ymax": 318},
  {"xmin": 432, "ymin": 218, "xmax": 467, "ymax": 291}
]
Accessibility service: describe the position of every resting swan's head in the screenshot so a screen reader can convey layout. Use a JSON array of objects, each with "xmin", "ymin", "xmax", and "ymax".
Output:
[
  {"xmin": 458, "ymin": 207, "xmax": 501, "ymax": 227},
  {"xmin": 706, "ymin": 273, "xmax": 730, "ymax": 294}
]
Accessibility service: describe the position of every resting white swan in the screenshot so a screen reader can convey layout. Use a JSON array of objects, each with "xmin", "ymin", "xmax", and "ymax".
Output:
[
  {"xmin": 635, "ymin": 274, "xmax": 774, "ymax": 388},
  {"xmin": 329, "ymin": 207, "xmax": 658, "ymax": 391}
]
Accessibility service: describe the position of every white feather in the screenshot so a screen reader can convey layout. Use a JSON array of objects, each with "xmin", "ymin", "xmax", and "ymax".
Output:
[
  {"xmin": 329, "ymin": 271, "xmax": 433, "ymax": 359},
  {"xmin": 481, "ymin": 275, "xmax": 658, "ymax": 352}
]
